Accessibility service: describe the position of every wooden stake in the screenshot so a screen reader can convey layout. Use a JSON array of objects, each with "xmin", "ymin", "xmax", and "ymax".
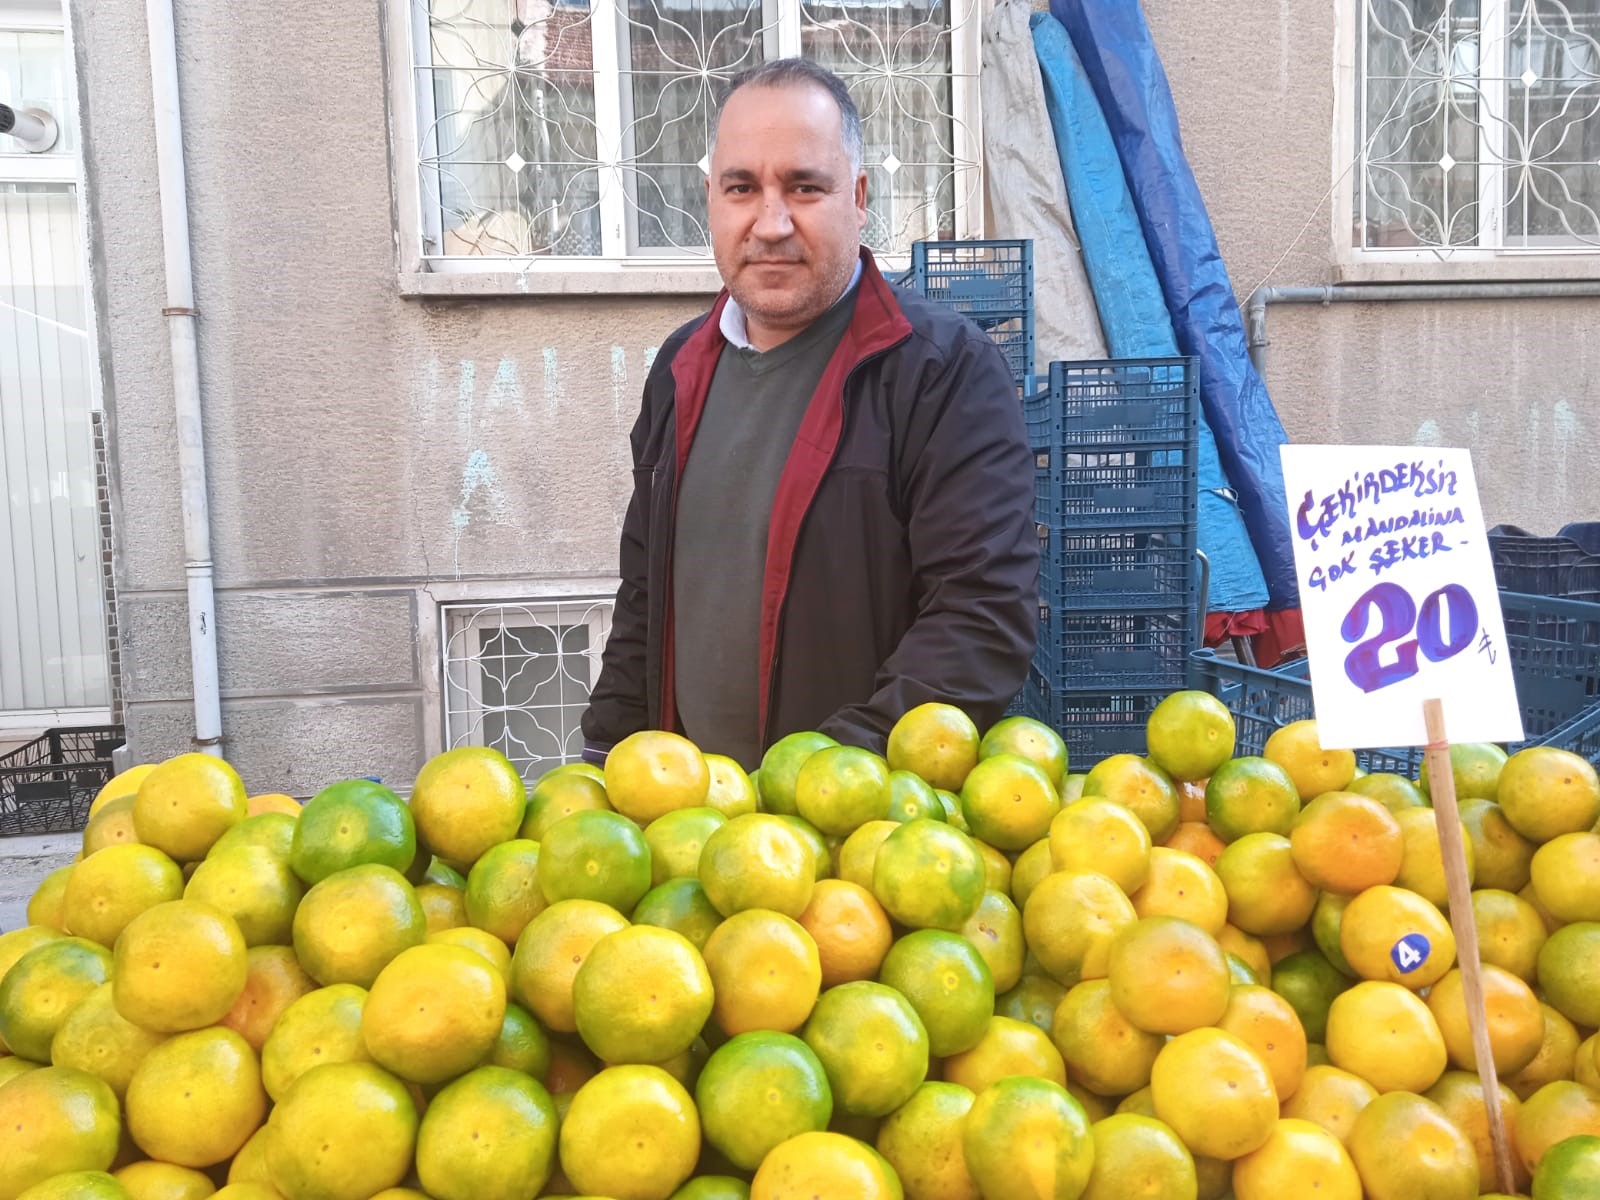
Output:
[{"xmin": 1423, "ymin": 698, "xmax": 1517, "ymax": 1194}]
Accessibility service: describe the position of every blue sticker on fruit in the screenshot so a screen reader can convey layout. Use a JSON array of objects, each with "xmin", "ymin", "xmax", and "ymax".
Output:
[{"xmin": 1391, "ymin": 933, "xmax": 1431, "ymax": 974}]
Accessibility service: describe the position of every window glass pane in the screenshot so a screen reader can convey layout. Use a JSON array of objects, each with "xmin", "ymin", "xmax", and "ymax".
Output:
[
  {"xmin": 1357, "ymin": 0, "xmax": 1600, "ymax": 251},
  {"xmin": 803, "ymin": 0, "xmax": 960, "ymax": 251},
  {"xmin": 622, "ymin": 0, "xmax": 769, "ymax": 251},
  {"xmin": 0, "ymin": 30, "xmax": 75, "ymax": 159},
  {"xmin": 1503, "ymin": 0, "xmax": 1600, "ymax": 245},
  {"xmin": 419, "ymin": 0, "xmax": 967, "ymax": 259},
  {"xmin": 421, "ymin": 0, "xmax": 604, "ymax": 255},
  {"xmin": 1359, "ymin": 0, "xmax": 1483, "ymax": 249},
  {"xmin": 0, "ymin": 183, "xmax": 108, "ymax": 710}
]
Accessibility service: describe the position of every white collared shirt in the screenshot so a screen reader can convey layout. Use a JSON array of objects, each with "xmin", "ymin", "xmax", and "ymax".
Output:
[{"xmin": 719, "ymin": 257, "xmax": 864, "ymax": 351}]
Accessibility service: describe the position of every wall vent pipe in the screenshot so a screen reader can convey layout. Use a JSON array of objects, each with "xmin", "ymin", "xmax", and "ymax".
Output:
[{"xmin": 146, "ymin": 0, "xmax": 224, "ymax": 754}]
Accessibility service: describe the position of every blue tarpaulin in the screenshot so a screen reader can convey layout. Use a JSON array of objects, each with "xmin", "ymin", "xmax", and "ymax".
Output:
[
  {"xmin": 1030, "ymin": 13, "xmax": 1269, "ymax": 615},
  {"xmin": 1051, "ymin": 0, "xmax": 1300, "ymax": 611}
]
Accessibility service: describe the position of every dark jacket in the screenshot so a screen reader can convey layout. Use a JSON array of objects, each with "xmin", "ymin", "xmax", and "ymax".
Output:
[{"xmin": 581, "ymin": 248, "xmax": 1038, "ymax": 758}]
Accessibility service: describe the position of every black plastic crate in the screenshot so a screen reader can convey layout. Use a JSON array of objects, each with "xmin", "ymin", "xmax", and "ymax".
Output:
[
  {"xmin": 1559, "ymin": 522, "xmax": 1600, "ymax": 556},
  {"xmin": 1567, "ymin": 560, "xmax": 1600, "ymax": 604},
  {"xmin": 1017, "ymin": 667, "xmax": 1165, "ymax": 771},
  {"xmin": 1032, "ymin": 445, "xmax": 1197, "ymax": 530},
  {"xmin": 1024, "ymin": 358, "xmax": 1196, "ymax": 449},
  {"xmin": 0, "ymin": 725, "xmax": 123, "ymax": 836},
  {"xmin": 1035, "ymin": 606, "xmax": 1193, "ymax": 691},
  {"xmin": 1498, "ymin": 592, "xmax": 1600, "ymax": 737},
  {"xmin": 1488, "ymin": 534, "xmax": 1600, "ymax": 598},
  {"xmin": 904, "ymin": 239, "xmax": 1034, "ymax": 385},
  {"xmin": 1037, "ymin": 525, "xmax": 1199, "ymax": 613}
]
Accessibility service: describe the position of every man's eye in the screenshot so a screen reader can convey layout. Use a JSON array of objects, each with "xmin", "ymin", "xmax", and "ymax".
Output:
[{"xmin": 727, "ymin": 184, "xmax": 753, "ymax": 195}]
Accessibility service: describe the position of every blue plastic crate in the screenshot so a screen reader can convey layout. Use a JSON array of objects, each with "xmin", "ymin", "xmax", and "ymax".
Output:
[
  {"xmin": 1037, "ymin": 525, "xmax": 1199, "ymax": 613},
  {"xmin": 1032, "ymin": 445, "xmax": 1197, "ymax": 530},
  {"xmin": 1017, "ymin": 666, "xmax": 1165, "ymax": 771},
  {"xmin": 909, "ymin": 239, "xmax": 1032, "ymax": 316},
  {"xmin": 1035, "ymin": 606, "xmax": 1193, "ymax": 692},
  {"xmin": 1535, "ymin": 701, "xmax": 1600, "ymax": 766},
  {"xmin": 1024, "ymin": 358, "xmax": 1196, "ymax": 450},
  {"xmin": 904, "ymin": 239, "xmax": 1034, "ymax": 385}
]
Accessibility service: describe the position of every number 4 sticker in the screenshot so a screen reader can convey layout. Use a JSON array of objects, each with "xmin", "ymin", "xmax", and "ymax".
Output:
[{"xmin": 1391, "ymin": 934, "xmax": 1431, "ymax": 974}]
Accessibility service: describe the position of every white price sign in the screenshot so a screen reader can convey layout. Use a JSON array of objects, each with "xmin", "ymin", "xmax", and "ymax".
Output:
[{"xmin": 1280, "ymin": 445, "xmax": 1523, "ymax": 750}]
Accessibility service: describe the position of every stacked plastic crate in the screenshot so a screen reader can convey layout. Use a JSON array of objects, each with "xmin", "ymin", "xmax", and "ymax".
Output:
[
  {"xmin": 1487, "ymin": 525, "xmax": 1600, "ymax": 603},
  {"xmin": 901, "ymin": 239, "xmax": 1035, "ymax": 390},
  {"xmin": 1021, "ymin": 359, "xmax": 1202, "ymax": 769},
  {"xmin": 896, "ymin": 239, "xmax": 1037, "ymax": 724}
]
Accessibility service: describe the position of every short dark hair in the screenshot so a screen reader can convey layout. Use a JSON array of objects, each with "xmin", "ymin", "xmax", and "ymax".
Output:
[{"xmin": 711, "ymin": 58, "xmax": 864, "ymax": 173}]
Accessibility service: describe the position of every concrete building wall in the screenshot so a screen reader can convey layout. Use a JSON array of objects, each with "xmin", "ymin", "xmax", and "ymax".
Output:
[{"xmin": 71, "ymin": 0, "xmax": 1599, "ymax": 793}]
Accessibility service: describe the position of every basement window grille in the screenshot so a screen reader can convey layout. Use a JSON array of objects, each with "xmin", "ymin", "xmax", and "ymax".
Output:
[{"xmin": 441, "ymin": 596, "xmax": 613, "ymax": 779}]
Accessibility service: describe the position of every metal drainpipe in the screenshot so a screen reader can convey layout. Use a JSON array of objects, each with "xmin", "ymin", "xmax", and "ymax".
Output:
[
  {"xmin": 146, "ymin": 0, "xmax": 224, "ymax": 755},
  {"xmin": 1245, "ymin": 281, "xmax": 1600, "ymax": 377}
]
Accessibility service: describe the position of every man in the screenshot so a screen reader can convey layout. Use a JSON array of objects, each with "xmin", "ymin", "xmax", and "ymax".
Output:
[{"xmin": 582, "ymin": 58, "xmax": 1036, "ymax": 770}]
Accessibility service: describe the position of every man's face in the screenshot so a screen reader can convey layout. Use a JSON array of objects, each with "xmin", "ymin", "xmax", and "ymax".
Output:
[{"xmin": 707, "ymin": 81, "xmax": 869, "ymax": 346}]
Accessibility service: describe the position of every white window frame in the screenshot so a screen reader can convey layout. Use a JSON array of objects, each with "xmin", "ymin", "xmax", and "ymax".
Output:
[
  {"xmin": 1334, "ymin": 0, "xmax": 1600, "ymax": 281},
  {"xmin": 439, "ymin": 591, "xmax": 615, "ymax": 778},
  {"xmin": 0, "ymin": 2, "xmax": 63, "ymax": 37},
  {"xmin": 382, "ymin": 0, "xmax": 983, "ymax": 296},
  {"xmin": 1, "ymin": 3, "xmax": 75, "ymax": 185}
]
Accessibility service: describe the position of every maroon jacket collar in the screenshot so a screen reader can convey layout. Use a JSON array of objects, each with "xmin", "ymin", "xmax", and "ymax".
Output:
[{"xmin": 663, "ymin": 247, "xmax": 914, "ymax": 738}]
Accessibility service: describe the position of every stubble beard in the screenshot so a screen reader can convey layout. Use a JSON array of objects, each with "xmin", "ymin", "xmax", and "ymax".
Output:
[{"xmin": 728, "ymin": 247, "xmax": 854, "ymax": 336}]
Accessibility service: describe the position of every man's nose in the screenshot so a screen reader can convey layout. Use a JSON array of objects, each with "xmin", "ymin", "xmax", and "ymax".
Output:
[{"xmin": 751, "ymin": 189, "xmax": 794, "ymax": 241}]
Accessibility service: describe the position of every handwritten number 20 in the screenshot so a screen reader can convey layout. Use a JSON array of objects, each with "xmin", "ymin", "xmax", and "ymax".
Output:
[{"xmin": 1341, "ymin": 582, "xmax": 1478, "ymax": 694}]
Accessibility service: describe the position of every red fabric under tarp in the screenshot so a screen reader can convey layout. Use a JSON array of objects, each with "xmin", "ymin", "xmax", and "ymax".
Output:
[
  {"xmin": 1203, "ymin": 607, "xmax": 1306, "ymax": 669},
  {"xmin": 1252, "ymin": 608, "xmax": 1306, "ymax": 668},
  {"xmin": 1204, "ymin": 608, "xmax": 1267, "ymax": 645}
]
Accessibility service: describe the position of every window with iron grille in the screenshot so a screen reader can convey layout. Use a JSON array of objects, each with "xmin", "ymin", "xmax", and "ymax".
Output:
[
  {"xmin": 441, "ymin": 597, "xmax": 613, "ymax": 779},
  {"xmin": 1353, "ymin": 0, "xmax": 1600, "ymax": 255},
  {"xmin": 398, "ymin": 0, "xmax": 980, "ymax": 276}
]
